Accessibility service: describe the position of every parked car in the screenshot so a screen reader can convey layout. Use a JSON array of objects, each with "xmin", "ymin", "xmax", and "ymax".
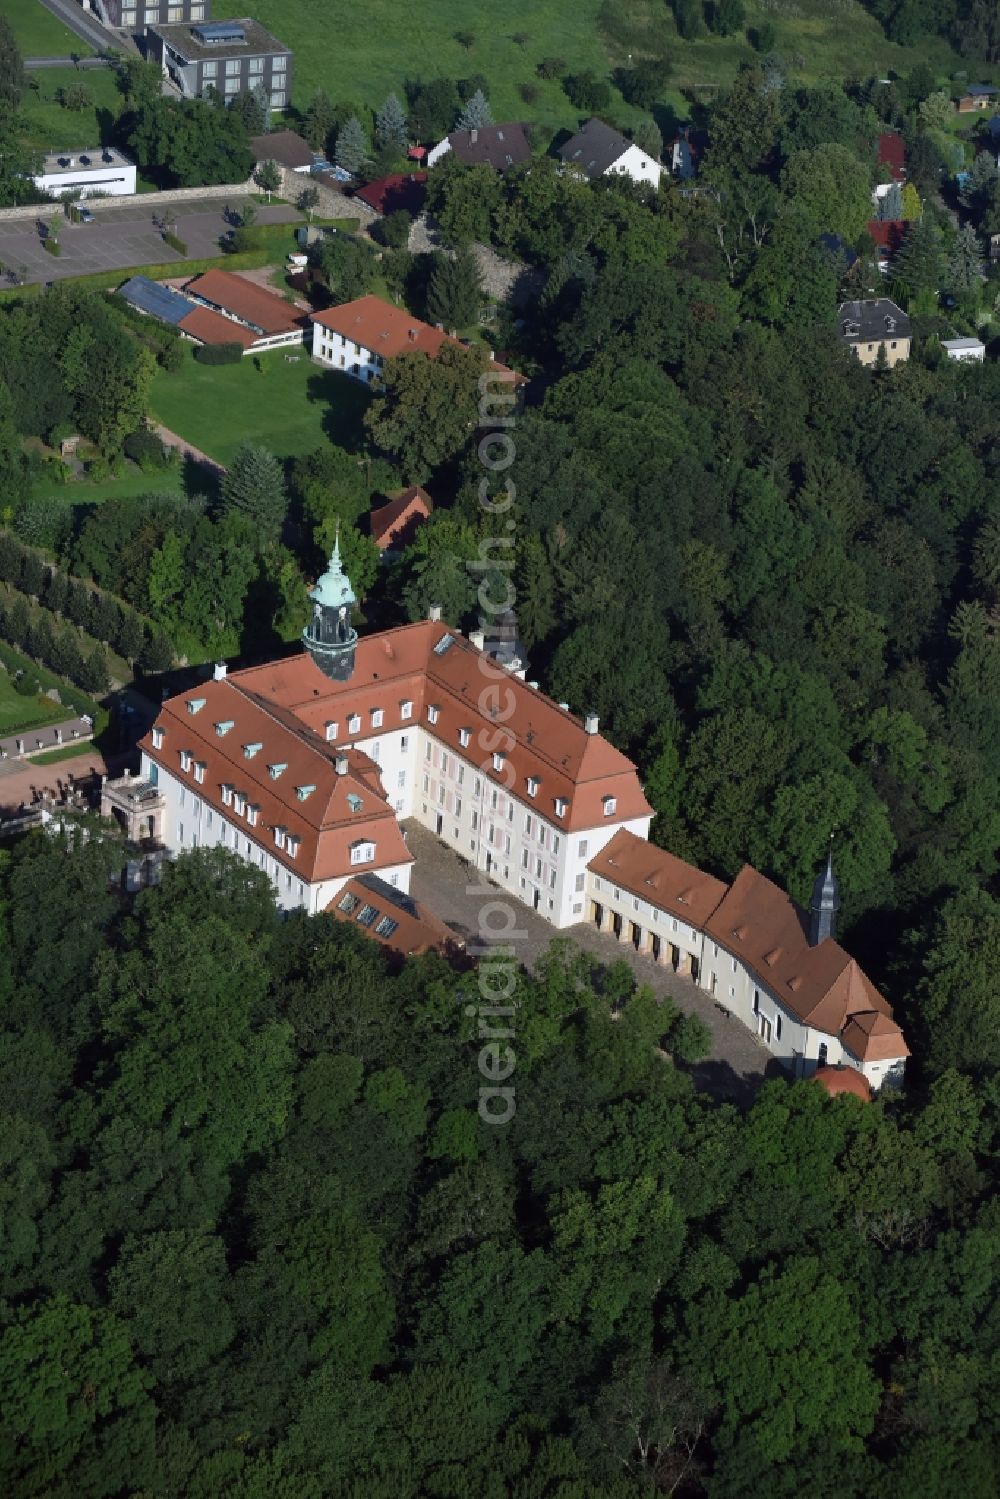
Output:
[{"xmin": 78, "ymin": 208, "xmax": 94, "ymax": 223}]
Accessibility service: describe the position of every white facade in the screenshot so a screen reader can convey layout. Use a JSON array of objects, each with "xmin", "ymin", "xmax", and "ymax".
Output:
[
  {"xmin": 140, "ymin": 750, "xmax": 411, "ymax": 916},
  {"xmin": 426, "ymin": 137, "xmax": 452, "ymax": 169},
  {"xmin": 311, "ymin": 322, "xmax": 384, "ymax": 382},
  {"xmin": 606, "ymin": 142, "xmax": 663, "ymax": 187},
  {"xmin": 942, "ymin": 337, "xmax": 986, "ymax": 361},
  {"xmin": 34, "ymin": 149, "xmax": 136, "ymax": 200},
  {"xmin": 582, "ymin": 872, "xmax": 904, "ymax": 1092}
]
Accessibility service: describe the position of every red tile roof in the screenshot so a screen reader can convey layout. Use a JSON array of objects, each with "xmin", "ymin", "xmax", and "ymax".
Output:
[
  {"xmin": 813, "ymin": 1065, "xmax": 872, "ymax": 1101},
  {"xmin": 369, "ymin": 485, "xmax": 432, "ymax": 550},
  {"xmin": 311, "ymin": 294, "xmax": 457, "ymax": 359},
  {"xmin": 178, "ymin": 305, "xmax": 256, "ymax": 349},
  {"xmin": 877, "ymin": 132, "xmax": 906, "ymax": 181},
  {"xmin": 139, "ymin": 676, "xmax": 413, "ymax": 885},
  {"xmin": 867, "ymin": 220, "xmax": 906, "ymax": 258},
  {"xmin": 587, "ymin": 828, "xmax": 728, "ymax": 928},
  {"xmin": 327, "ymin": 872, "xmax": 462, "ymax": 959},
  {"xmin": 232, "ymin": 621, "xmax": 653, "ymax": 834},
  {"xmin": 353, "ymin": 172, "xmax": 427, "ymax": 215},
  {"xmin": 703, "ymin": 865, "xmax": 907, "ymax": 1057},
  {"xmin": 184, "ymin": 269, "xmax": 307, "ymax": 337}
]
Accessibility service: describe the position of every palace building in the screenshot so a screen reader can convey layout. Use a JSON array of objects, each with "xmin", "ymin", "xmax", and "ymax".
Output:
[{"xmin": 137, "ymin": 540, "xmax": 908, "ymax": 1092}]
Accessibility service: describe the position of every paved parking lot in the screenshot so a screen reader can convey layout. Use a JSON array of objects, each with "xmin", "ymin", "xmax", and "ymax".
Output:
[
  {"xmin": 0, "ymin": 199, "xmax": 302, "ymax": 286},
  {"xmin": 406, "ymin": 821, "xmax": 772, "ymax": 1105}
]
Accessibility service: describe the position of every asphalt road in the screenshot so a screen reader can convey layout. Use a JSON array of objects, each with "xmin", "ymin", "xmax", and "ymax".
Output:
[
  {"xmin": 37, "ymin": 0, "xmax": 117, "ymax": 54},
  {"xmin": 0, "ymin": 199, "xmax": 302, "ymax": 286}
]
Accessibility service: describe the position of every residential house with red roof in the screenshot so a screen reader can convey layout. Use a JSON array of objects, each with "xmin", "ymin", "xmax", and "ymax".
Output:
[
  {"xmin": 182, "ymin": 269, "xmax": 308, "ymax": 353},
  {"xmin": 369, "ymin": 486, "xmax": 432, "ymax": 552}
]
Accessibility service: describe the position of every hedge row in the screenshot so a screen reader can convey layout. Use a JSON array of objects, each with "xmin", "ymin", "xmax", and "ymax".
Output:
[
  {"xmin": 0, "ymin": 592, "xmax": 112, "ymax": 695},
  {"xmin": 0, "ymin": 532, "xmax": 173, "ymax": 673},
  {"xmin": 194, "ymin": 342, "xmax": 244, "ymax": 365}
]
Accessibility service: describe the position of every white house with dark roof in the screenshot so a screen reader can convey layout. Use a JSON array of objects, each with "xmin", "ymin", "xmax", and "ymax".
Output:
[
  {"xmin": 837, "ymin": 298, "xmax": 911, "ymax": 366},
  {"xmin": 558, "ymin": 117, "xmax": 662, "ymax": 186}
]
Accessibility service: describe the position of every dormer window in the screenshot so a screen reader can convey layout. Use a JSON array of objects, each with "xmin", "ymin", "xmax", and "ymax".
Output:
[
  {"xmin": 215, "ymin": 720, "xmax": 234, "ymax": 737},
  {"xmin": 268, "ymin": 763, "xmax": 287, "ymax": 780},
  {"xmin": 186, "ymin": 697, "xmax": 206, "ymax": 715},
  {"xmin": 554, "ymin": 797, "xmax": 568, "ymax": 818},
  {"xmin": 325, "ymin": 721, "xmax": 338, "ymax": 742},
  {"xmin": 296, "ymin": 785, "xmax": 316, "ymax": 801},
  {"xmin": 233, "ymin": 793, "xmax": 246, "ymax": 817},
  {"xmin": 287, "ymin": 835, "xmax": 300, "ymax": 858},
  {"xmin": 884, "ymin": 315, "xmax": 896, "ymax": 332},
  {"xmin": 603, "ymin": 795, "xmax": 617, "ymax": 817},
  {"xmin": 274, "ymin": 825, "xmax": 287, "ymax": 849},
  {"xmin": 221, "ymin": 784, "xmax": 233, "ymax": 806},
  {"xmin": 348, "ymin": 713, "xmax": 361, "ymax": 734},
  {"xmin": 350, "ymin": 839, "xmax": 375, "ymax": 865},
  {"xmin": 347, "ymin": 792, "xmax": 363, "ymax": 812},
  {"xmin": 193, "ymin": 761, "xmax": 206, "ymax": 785},
  {"xmin": 400, "ymin": 699, "xmax": 413, "ymax": 720},
  {"xmin": 247, "ymin": 804, "xmax": 260, "ymax": 827},
  {"xmin": 492, "ymin": 751, "xmax": 505, "ymax": 771},
  {"xmin": 371, "ymin": 709, "xmax": 384, "ymax": 728},
  {"xmin": 526, "ymin": 776, "xmax": 539, "ymax": 797},
  {"xmin": 428, "ymin": 705, "xmax": 440, "ymax": 725},
  {"xmin": 243, "ymin": 742, "xmax": 262, "ymax": 759},
  {"xmin": 459, "ymin": 727, "xmax": 471, "ymax": 748},
  {"xmin": 151, "ymin": 726, "xmax": 164, "ymax": 750},
  {"xmin": 179, "ymin": 750, "xmax": 192, "ymax": 772}
]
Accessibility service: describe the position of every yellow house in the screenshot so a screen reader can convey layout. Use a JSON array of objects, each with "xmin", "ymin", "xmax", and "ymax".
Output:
[{"xmin": 837, "ymin": 298, "xmax": 911, "ymax": 367}]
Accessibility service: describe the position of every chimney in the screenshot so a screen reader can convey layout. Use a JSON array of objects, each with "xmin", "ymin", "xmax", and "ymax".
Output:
[
  {"xmin": 528, "ymin": 680, "xmax": 539, "ymax": 690},
  {"xmin": 584, "ymin": 713, "xmax": 599, "ymax": 735},
  {"xmin": 213, "ymin": 661, "xmax": 227, "ymax": 680},
  {"xmin": 428, "ymin": 604, "xmax": 442, "ymax": 622},
  {"xmin": 469, "ymin": 629, "xmax": 485, "ymax": 651},
  {"xmin": 558, "ymin": 702, "xmax": 569, "ymax": 711},
  {"xmin": 335, "ymin": 753, "xmax": 349, "ymax": 776}
]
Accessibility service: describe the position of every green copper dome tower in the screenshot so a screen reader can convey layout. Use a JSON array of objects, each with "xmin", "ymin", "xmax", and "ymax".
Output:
[{"xmin": 302, "ymin": 529, "xmax": 358, "ymax": 681}]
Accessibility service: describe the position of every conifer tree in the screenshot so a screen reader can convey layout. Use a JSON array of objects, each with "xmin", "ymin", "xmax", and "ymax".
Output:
[
  {"xmin": 426, "ymin": 247, "xmax": 484, "ymax": 330},
  {"xmin": 894, "ymin": 213, "xmax": 944, "ymax": 298},
  {"xmin": 221, "ymin": 444, "xmax": 288, "ymax": 543},
  {"xmin": 947, "ymin": 224, "xmax": 983, "ymax": 296},
  {"xmin": 375, "ymin": 94, "xmax": 408, "ymax": 155},
  {"xmin": 335, "ymin": 116, "xmax": 369, "ymax": 174},
  {"xmin": 303, "ymin": 89, "xmax": 336, "ymax": 153},
  {"xmin": 456, "ymin": 89, "xmax": 492, "ymax": 131}
]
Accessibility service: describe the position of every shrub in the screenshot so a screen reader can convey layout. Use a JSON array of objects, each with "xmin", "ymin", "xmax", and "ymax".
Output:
[
  {"xmin": 537, "ymin": 56, "xmax": 566, "ymax": 80},
  {"xmin": 618, "ymin": 57, "xmax": 672, "ymax": 110},
  {"xmin": 750, "ymin": 20, "xmax": 777, "ymax": 52},
  {"xmin": 519, "ymin": 82, "xmax": 540, "ymax": 106},
  {"xmin": 194, "ymin": 342, "xmax": 245, "ymax": 365},
  {"xmin": 671, "ymin": 1013, "xmax": 714, "ymax": 1064},
  {"xmin": 226, "ymin": 226, "xmax": 262, "ymax": 254},
  {"xmin": 563, "ymin": 70, "xmax": 612, "ymax": 112},
  {"xmin": 12, "ymin": 670, "xmax": 39, "ymax": 697},
  {"xmin": 158, "ymin": 338, "xmax": 185, "ymax": 373},
  {"xmin": 374, "ymin": 209, "xmax": 412, "ymax": 249},
  {"xmin": 124, "ymin": 427, "xmax": 171, "ymax": 470},
  {"xmin": 57, "ymin": 83, "xmax": 93, "ymax": 111},
  {"xmin": 162, "ymin": 230, "xmax": 187, "ymax": 255},
  {"xmin": 43, "ymin": 239, "xmax": 61, "ymax": 257}
]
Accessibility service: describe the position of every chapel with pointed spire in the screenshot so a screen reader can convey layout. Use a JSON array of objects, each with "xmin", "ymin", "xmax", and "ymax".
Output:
[
  {"xmin": 302, "ymin": 529, "xmax": 358, "ymax": 681},
  {"xmin": 809, "ymin": 840, "xmax": 840, "ymax": 946}
]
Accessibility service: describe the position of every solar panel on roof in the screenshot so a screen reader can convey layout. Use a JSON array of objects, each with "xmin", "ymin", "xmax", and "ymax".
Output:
[{"xmin": 118, "ymin": 275, "xmax": 195, "ymax": 327}]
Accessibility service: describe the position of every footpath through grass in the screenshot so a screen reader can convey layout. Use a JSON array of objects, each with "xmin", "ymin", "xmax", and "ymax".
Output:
[
  {"xmin": 149, "ymin": 346, "xmax": 372, "ymax": 468},
  {"xmin": 1, "ymin": 0, "xmax": 90, "ymax": 57}
]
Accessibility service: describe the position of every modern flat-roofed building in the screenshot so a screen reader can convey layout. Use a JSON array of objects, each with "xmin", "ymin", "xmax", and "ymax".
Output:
[
  {"xmin": 33, "ymin": 146, "xmax": 136, "ymax": 199},
  {"xmin": 147, "ymin": 17, "xmax": 292, "ymax": 110},
  {"xmin": 91, "ymin": 1, "xmax": 207, "ymax": 30}
]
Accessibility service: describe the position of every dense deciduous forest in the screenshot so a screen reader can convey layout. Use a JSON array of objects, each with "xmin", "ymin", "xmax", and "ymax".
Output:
[{"xmin": 0, "ymin": 836, "xmax": 996, "ymax": 1496}]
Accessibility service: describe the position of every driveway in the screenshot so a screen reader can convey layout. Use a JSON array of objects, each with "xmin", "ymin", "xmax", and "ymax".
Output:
[
  {"xmin": 0, "ymin": 200, "xmax": 302, "ymax": 287},
  {"xmin": 406, "ymin": 821, "xmax": 771, "ymax": 1105}
]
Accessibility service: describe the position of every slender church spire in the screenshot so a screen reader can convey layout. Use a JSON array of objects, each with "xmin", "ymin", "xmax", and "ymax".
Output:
[
  {"xmin": 302, "ymin": 525, "xmax": 359, "ymax": 681},
  {"xmin": 809, "ymin": 836, "xmax": 840, "ymax": 946}
]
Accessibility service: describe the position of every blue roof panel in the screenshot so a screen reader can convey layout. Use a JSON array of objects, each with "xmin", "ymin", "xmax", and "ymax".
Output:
[{"xmin": 119, "ymin": 275, "xmax": 195, "ymax": 326}]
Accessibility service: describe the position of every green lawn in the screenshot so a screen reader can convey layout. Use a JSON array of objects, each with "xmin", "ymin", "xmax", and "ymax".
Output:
[
  {"xmin": 31, "ymin": 465, "xmax": 193, "ymax": 510},
  {"xmin": 31, "ymin": 737, "xmax": 98, "ymax": 766},
  {"xmin": 0, "ymin": 0, "xmax": 91, "ymax": 57},
  {"xmin": 0, "ymin": 671, "xmax": 65, "ymax": 737},
  {"xmin": 21, "ymin": 65, "xmax": 121, "ymax": 153},
  {"xmin": 149, "ymin": 347, "xmax": 372, "ymax": 468},
  {"xmin": 256, "ymin": 0, "xmax": 969, "ymax": 131}
]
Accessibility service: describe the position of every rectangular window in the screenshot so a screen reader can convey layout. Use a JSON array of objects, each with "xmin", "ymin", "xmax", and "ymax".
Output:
[
  {"xmin": 441, "ymin": 753, "xmax": 449, "ymax": 776},
  {"xmin": 776, "ymin": 1015, "xmax": 783, "ymax": 1041},
  {"xmin": 425, "ymin": 741, "xmax": 432, "ymax": 762},
  {"xmin": 225, "ymin": 59, "xmax": 241, "ymax": 76},
  {"xmin": 575, "ymin": 873, "xmax": 584, "ymax": 892},
  {"xmin": 474, "ymin": 777, "xmax": 481, "ymax": 797},
  {"xmin": 731, "ymin": 957, "xmax": 738, "ymax": 973},
  {"xmin": 428, "ymin": 705, "xmax": 439, "ymax": 724},
  {"xmin": 471, "ymin": 811, "xmax": 478, "ymax": 831},
  {"xmin": 178, "ymin": 823, "xmax": 184, "ymax": 843},
  {"xmin": 348, "ymin": 714, "xmax": 361, "ymax": 734},
  {"xmin": 401, "ymin": 700, "xmax": 413, "ymax": 720},
  {"xmin": 248, "ymin": 57, "xmax": 264, "ymax": 75},
  {"xmin": 578, "ymin": 839, "xmax": 588, "ymax": 856},
  {"xmin": 459, "ymin": 728, "xmax": 471, "ymax": 747},
  {"xmin": 455, "ymin": 796, "xmax": 462, "ymax": 817},
  {"xmin": 324, "ymin": 721, "xmax": 338, "ymax": 742},
  {"xmin": 555, "ymin": 797, "xmax": 567, "ymax": 818},
  {"xmin": 179, "ymin": 787, "xmax": 186, "ymax": 808},
  {"xmin": 457, "ymin": 764, "xmax": 464, "ymax": 786},
  {"xmin": 422, "ymin": 773, "xmax": 429, "ymax": 793},
  {"xmin": 525, "ymin": 814, "xmax": 533, "ymax": 837},
  {"xmin": 273, "ymin": 54, "xmax": 287, "ymax": 72},
  {"xmin": 400, "ymin": 735, "xmax": 409, "ymax": 752},
  {"xmin": 375, "ymin": 915, "xmax": 399, "ymax": 939},
  {"xmin": 552, "ymin": 836, "xmax": 560, "ymax": 855},
  {"xmin": 397, "ymin": 769, "xmax": 406, "ymax": 788},
  {"xmin": 371, "ymin": 708, "xmax": 384, "ymax": 728}
]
